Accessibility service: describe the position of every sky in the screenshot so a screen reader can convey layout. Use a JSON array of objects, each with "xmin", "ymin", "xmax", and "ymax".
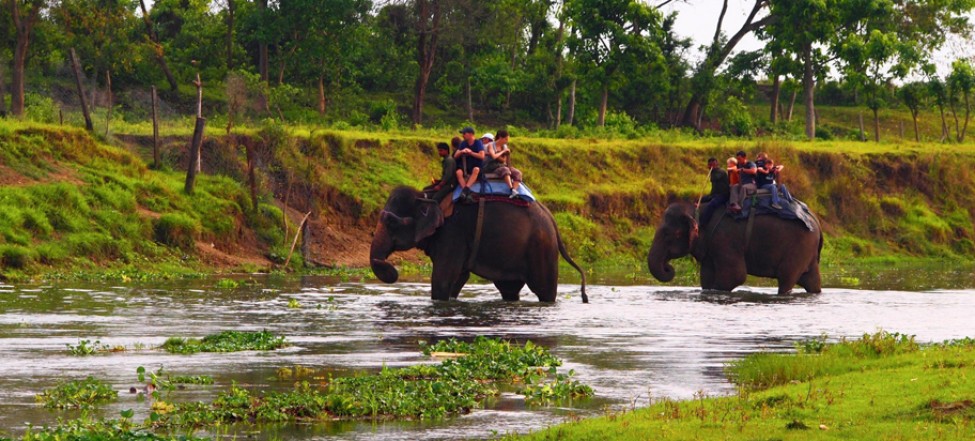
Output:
[{"xmin": 656, "ymin": 0, "xmax": 971, "ymax": 78}]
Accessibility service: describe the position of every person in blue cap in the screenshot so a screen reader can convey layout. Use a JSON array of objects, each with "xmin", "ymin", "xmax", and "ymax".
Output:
[{"xmin": 454, "ymin": 126, "xmax": 485, "ymax": 203}]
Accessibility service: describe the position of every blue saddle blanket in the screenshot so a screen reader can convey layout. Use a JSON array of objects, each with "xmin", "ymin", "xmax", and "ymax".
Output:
[
  {"xmin": 733, "ymin": 193, "xmax": 817, "ymax": 231},
  {"xmin": 451, "ymin": 180, "xmax": 536, "ymax": 202}
]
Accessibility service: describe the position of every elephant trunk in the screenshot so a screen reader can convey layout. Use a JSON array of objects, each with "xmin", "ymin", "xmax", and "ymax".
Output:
[
  {"xmin": 370, "ymin": 223, "xmax": 399, "ymax": 283},
  {"xmin": 647, "ymin": 232, "xmax": 676, "ymax": 282}
]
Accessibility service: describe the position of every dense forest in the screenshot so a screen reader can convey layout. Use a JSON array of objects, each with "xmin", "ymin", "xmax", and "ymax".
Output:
[{"xmin": 3, "ymin": 0, "xmax": 975, "ymax": 139}]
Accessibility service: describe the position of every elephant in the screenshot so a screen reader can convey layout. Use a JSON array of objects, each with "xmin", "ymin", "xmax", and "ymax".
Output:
[
  {"xmin": 647, "ymin": 202, "xmax": 822, "ymax": 294},
  {"xmin": 370, "ymin": 186, "xmax": 588, "ymax": 303}
]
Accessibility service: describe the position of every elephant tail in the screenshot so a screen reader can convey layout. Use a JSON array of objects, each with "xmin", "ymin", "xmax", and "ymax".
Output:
[
  {"xmin": 557, "ymin": 232, "xmax": 589, "ymax": 303},
  {"xmin": 540, "ymin": 202, "xmax": 589, "ymax": 303}
]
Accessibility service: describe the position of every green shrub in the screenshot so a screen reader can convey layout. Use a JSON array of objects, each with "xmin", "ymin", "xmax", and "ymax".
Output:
[
  {"xmin": 24, "ymin": 92, "xmax": 59, "ymax": 124},
  {"xmin": 64, "ymin": 232, "xmax": 129, "ymax": 260},
  {"xmin": 1, "ymin": 245, "xmax": 35, "ymax": 269},
  {"xmin": 36, "ymin": 243, "xmax": 69, "ymax": 264},
  {"xmin": 154, "ymin": 213, "xmax": 201, "ymax": 250}
]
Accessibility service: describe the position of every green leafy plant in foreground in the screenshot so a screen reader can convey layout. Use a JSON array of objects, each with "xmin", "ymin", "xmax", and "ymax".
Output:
[
  {"xmin": 160, "ymin": 330, "xmax": 287, "ymax": 354},
  {"xmin": 145, "ymin": 337, "xmax": 592, "ymax": 428},
  {"xmin": 36, "ymin": 376, "xmax": 118, "ymax": 409}
]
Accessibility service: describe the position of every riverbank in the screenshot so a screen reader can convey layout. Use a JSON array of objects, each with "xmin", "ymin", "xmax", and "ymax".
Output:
[
  {"xmin": 1, "ymin": 119, "xmax": 973, "ymax": 281},
  {"xmin": 505, "ymin": 331, "xmax": 975, "ymax": 441}
]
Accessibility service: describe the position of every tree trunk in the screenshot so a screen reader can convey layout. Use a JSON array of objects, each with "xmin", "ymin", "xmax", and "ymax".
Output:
[
  {"xmin": 225, "ymin": 0, "xmax": 235, "ymax": 71},
  {"xmin": 104, "ymin": 70, "xmax": 112, "ymax": 137},
  {"xmin": 598, "ymin": 84, "xmax": 608, "ymax": 127},
  {"xmin": 0, "ymin": 62, "xmax": 7, "ymax": 117},
  {"xmin": 961, "ymin": 92, "xmax": 971, "ymax": 143},
  {"xmin": 872, "ymin": 108, "xmax": 880, "ymax": 142},
  {"xmin": 555, "ymin": 94, "xmax": 563, "ymax": 130},
  {"xmin": 257, "ymin": 0, "xmax": 269, "ymax": 113},
  {"xmin": 802, "ymin": 44, "xmax": 815, "ymax": 140},
  {"xmin": 950, "ymin": 96, "xmax": 960, "ymax": 140},
  {"xmin": 138, "ymin": 0, "xmax": 178, "ymax": 92},
  {"xmin": 194, "ymin": 74, "xmax": 203, "ymax": 173},
  {"xmin": 858, "ymin": 112, "xmax": 865, "ymax": 141},
  {"xmin": 770, "ymin": 75, "xmax": 780, "ymax": 124},
  {"xmin": 937, "ymin": 103, "xmax": 948, "ymax": 142},
  {"xmin": 786, "ymin": 90, "xmax": 797, "ymax": 121},
  {"xmin": 184, "ymin": 116, "xmax": 206, "ymax": 194},
  {"xmin": 11, "ymin": 23, "xmax": 31, "ymax": 117},
  {"xmin": 69, "ymin": 48, "xmax": 94, "ymax": 132},
  {"xmin": 318, "ymin": 75, "xmax": 326, "ymax": 115},
  {"xmin": 411, "ymin": 0, "xmax": 442, "ymax": 127},
  {"xmin": 912, "ymin": 111, "xmax": 919, "ymax": 142},
  {"xmin": 567, "ymin": 79, "xmax": 576, "ymax": 126},
  {"xmin": 151, "ymin": 86, "xmax": 159, "ymax": 168},
  {"xmin": 466, "ymin": 72, "xmax": 473, "ymax": 122}
]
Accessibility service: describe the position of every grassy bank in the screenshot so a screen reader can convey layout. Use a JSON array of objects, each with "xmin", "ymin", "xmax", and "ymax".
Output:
[
  {"xmin": 1, "ymin": 117, "xmax": 973, "ymax": 281},
  {"xmin": 506, "ymin": 331, "xmax": 975, "ymax": 441}
]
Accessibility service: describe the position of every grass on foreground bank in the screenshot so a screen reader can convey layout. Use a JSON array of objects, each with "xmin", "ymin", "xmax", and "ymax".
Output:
[
  {"xmin": 7, "ymin": 337, "xmax": 590, "ymax": 440},
  {"xmin": 507, "ymin": 331, "xmax": 975, "ymax": 441}
]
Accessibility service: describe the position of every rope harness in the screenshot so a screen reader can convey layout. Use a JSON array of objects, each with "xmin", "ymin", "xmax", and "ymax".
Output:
[{"xmin": 466, "ymin": 197, "xmax": 486, "ymax": 270}]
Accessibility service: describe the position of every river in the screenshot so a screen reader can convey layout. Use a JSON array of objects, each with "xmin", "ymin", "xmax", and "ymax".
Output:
[{"xmin": 0, "ymin": 263, "xmax": 973, "ymax": 439}]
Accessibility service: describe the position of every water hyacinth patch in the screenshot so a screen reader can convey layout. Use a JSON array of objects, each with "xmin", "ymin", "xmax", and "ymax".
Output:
[
  {"xmin": 37, "ymin": 376, "xmax": 118, "ymax": 409},
  {"xmin": 146, "ymin": 337, "xmax": 592, "ymax": 428},
  {"xmin": 160, "ymin": 330, "xmax": 287, "ymax": 354}
]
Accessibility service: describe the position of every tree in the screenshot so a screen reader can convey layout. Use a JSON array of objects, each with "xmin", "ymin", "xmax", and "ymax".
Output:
[
  {"xmin": 565, "ymin": 0, "xmax": 663, "ymax": 126},
  {"xmin": 679, "ymin": 0, "xmax": 774, "ymax": 130},
  {"xmin": 411, "ymin": 0, "xmax": 443, "ymax": 127},
  {"xmin": 8, "ymin": 0, "xmax": 45, "ymax": 117},
  {"xmin": 52, "ymin": 0, "xmax": 137, "ymax": 93},
  {"xmin": 948, "ymin": 59, "xmax": 975, "ymax": 142},
  {"xmin": 928, "ymin": 74, "xmax": 950, "ymax": 141},
  {"xmin": 898, "ymin": 82, "xmax": 928, "ymax": 142},
  {"xmin": 137, "ymin": 0, "xmax": 179, "ymax": 91}
]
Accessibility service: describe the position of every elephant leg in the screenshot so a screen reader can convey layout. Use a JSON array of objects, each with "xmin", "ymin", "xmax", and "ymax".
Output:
[
  {"xmin": 431, "ymin": 260, "xmax": 468, "ymax": 301},
  {"xmin": 494, "ymin": 280, "xmax": 525, "ymax": 302},
  {"xmin": 797, "ymin": 264, "xmax": 822, "ymax": 294},
  {"xmin": 526, "ymin": 268, "xmax": 558, "ymax": 302},
  {"xmin": 710, "ymin": 255, "xmax": 747, "ymax": 291},
  {"xmin": 775, "ymin": 271, "xmax": 800, "ymax": 295},
  {"xmin": 700, "ymin": 260, "xmax": 717, "ymax": 290}
]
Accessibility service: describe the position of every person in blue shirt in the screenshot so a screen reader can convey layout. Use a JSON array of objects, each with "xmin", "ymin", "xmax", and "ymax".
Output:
[
  {"xmin": 729, "ymin": 150, "xmax": 757, "ymax": 213},
  {"xmin": 755, "ymin": 152, "xmax": 784, "ymax": 210},
  {"xmin": 454, "ymin": 127, "xmax": 485, "ymax": 202}
]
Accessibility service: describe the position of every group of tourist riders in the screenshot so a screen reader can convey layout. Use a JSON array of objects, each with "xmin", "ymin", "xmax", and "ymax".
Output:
[
  {"xmin": 699, "ymin": 150, "xmax": 794, "ymax": 227},
  {"xmin": 424, "ymin": 127, "xmax": 793, "ymax": 224},
  {"xmin": 425, "ymin": 126, "xmax": 524, "ymax": 204}
]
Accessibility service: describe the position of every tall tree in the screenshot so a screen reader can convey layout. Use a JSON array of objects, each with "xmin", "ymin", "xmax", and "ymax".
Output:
[
  {"xmin": 565, "ymin": 0, "xmax": 663, "ymax": 126},
  {"xmin": 138, "ymin": 0, "xmax": 179, "ymax": 91},
  {"xmin": 8, "ymin": 0, "xmax": 45, "ymax": 117},
  {"xmin": 679, "ymin": 0, "xmax": 774, "ymax": 130},
  {"xmin": 898, "ymin": 82, "xmax": 928, "ymax": 142},
  {"xmin": 411, "ymin": 0, "xmax": 443, "ymax": 126},
  {"xmin": 948, "ymin": 59, "xmax": 975, "ymax": 142}
]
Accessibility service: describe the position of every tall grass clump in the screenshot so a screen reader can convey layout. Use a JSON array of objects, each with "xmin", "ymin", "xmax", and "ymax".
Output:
[
  {"xmin": 728, "ymin": 330, "xmax": 919, "ymax": 390},
  {"xmin": 153, "ymin": 214, "xmax": 201, "ymax": 251}
]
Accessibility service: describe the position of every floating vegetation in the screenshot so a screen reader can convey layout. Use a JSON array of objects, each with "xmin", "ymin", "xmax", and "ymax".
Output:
[
  {"xmin": 144, "ymin": 337, "xmax": 591, "ymax": 428},
  {"xmin": 167, "ymin": 375, "xmax": 214, "ymax": 385},
  {"xmin": 214, "ymin": 278, "xmax": 240, "ymax": 289},
  {"xmin": 160, "ymin": 330, "xmax": 288, "ymax": 354},
  {"xmin": 287, "ymin": 298, "xmax": 301, "ymax": 308},
  {"xmin": 66, "ymin": 339, "xmax": 106, "ymax": 356},
  {"xmin": 37, "ymin": 376, "xmax": 118, "ymax": 409}
]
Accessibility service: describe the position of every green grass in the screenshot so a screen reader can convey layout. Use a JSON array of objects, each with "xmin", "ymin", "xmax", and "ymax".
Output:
[
  {"xmin": 160, "ymin": 330, "xmax": 288, "ymax": 354},
  {"xmin": 507, "ymin": 332, "xmax": 975, "ymax": 441}
]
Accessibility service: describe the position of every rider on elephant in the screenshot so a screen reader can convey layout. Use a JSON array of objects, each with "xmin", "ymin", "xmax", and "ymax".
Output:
[
  {"xmin": 698, "ymin": 157, "xmax": 729, "ymax": 227},
  {"xmin": 729, "ymin": 150, "xmax": 757, "ymax": 213},
  {"xmin": 454, "ymin": 127, "xmax": 485, "ymax": 203},
  {"xmin": 425, "ymin": 142, "xmax": 457, "ymax": 202}
]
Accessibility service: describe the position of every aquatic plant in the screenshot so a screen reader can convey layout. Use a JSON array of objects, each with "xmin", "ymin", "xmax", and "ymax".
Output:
[
  {"xmin": 66, "ymin": 339, "xmax": 108, "ymax": 356},
  {"xmin": 37, "ymin": 376, "xmax": 118, "ymax": 409},
  {"xmin": 145, "ymin": 337, "xmax": 592, "ymax": 427},
  {"xmin": 160, "ymin": 330, "xmax": 288, "ymax": 354}
]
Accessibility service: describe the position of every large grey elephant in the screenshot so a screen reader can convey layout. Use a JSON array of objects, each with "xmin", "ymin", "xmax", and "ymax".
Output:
[
  {"xmin": 647, "ymin": 202, "xmax": 822, "ymax": 294},
  {"xmin": 370, "ymin": 186, "xmax": 588, "ymax": 302}
]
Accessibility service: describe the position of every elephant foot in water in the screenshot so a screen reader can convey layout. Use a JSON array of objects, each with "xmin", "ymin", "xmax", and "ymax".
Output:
[{"xmin": 495, "ymin": 281, "xmax": 525, "ymax": 301}]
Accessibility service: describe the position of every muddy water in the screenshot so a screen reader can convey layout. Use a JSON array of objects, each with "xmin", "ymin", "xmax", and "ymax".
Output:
[{"xmin": 1, "ymin": 265, "xmax": 974, "ymax": 440}]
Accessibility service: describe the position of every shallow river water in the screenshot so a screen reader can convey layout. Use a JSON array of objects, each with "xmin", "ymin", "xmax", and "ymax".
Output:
[{"xmin": 0, "ymin": 264, "xmax": 974, "ymax": 439}]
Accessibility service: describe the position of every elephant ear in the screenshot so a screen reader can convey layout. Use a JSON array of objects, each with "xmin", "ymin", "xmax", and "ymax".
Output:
[
  {"xmin": 413, "ymin": 198, "xmax": 444, "ymax": 243},
  {"xmin": 680, "ymin": 212, "xmax": 699, "ymax": 247}
]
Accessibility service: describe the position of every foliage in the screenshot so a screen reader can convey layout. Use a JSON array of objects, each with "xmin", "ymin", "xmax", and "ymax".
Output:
[
  {"xmin": 160, "ymin": 330, "xmax": 288, "ymax": 354},
  {"xmin": 37, "ymin": 376, "xmax": 118, "ymax": 409},
  {"xmin": 508, "ymin": 333, "xmax": 975, "ymax": 441},
  {"xmin": 143, "ymin": 337, "xmax": 591, "ymax": 427},
  {"xmin": 152, "ymin": 214, "xmax": 201, "ymax": 251}
]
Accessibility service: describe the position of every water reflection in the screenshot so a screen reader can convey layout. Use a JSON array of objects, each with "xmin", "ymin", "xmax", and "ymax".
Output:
[{"xmin": 0, "ymin": 265, "xmax": 973, "ymax": 439}]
